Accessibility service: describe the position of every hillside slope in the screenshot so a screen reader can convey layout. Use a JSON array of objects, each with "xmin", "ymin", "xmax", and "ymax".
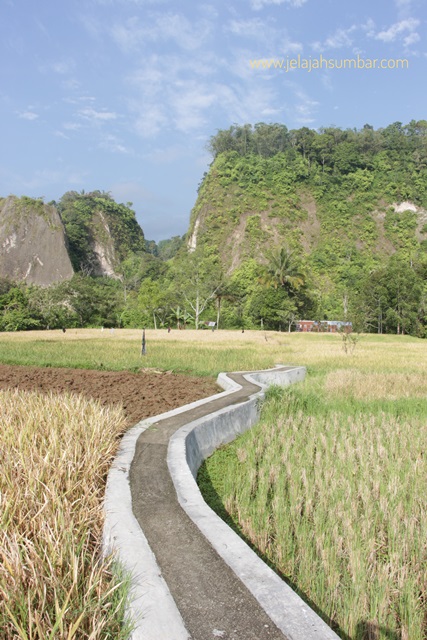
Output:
[{"xmin": 188, "ymin": 142, "xmax": 427, "ymax": 276}]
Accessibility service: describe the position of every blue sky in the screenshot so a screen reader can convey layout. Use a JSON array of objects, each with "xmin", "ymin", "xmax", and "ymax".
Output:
[{"xmin": 1, "ymin": 0, "xmax": 425, "ymax": 241}]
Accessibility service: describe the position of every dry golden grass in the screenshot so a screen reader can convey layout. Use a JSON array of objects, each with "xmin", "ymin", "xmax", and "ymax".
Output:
[
  {"xmin": 1, "ymin": 328, "xmax": 426, "ymax": 378},
  {"xmin": 324, "ymin": 369, "xmax": 427, "ymax": 400},
  {"xmin": 0, "ymin": 389, "xmax": 130, "ymax": 639}
]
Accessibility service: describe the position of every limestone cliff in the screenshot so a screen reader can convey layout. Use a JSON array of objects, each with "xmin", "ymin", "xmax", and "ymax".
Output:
[
  {"xmin": 58, "ymin": 191, "xmax": 146, "ymax": 277},
  {"xmin": 0, "ymin": 196, "xmax": 74, "ymax": 286}
]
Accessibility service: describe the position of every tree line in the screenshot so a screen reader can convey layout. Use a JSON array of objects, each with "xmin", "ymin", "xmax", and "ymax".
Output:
[{"xmin": 1, "ymin": 241, "xmax": 426, "ymax": 337}]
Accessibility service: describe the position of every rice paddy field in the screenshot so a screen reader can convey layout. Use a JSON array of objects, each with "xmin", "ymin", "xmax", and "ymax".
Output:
[
  {"xmin": 0, "ymin": 388, "xmax": 131, "ymax": 639},
  {"xmin": 1, "ymin": 327, "xmax": 427, "ymax": 639}
]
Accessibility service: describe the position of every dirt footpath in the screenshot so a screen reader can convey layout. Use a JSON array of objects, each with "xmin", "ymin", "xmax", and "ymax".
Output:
[{"xmin": 0, "ymin": 364, "xmax": 219, "ymax": 426}]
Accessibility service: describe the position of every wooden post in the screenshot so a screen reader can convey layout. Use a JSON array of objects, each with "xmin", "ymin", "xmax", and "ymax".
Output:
[{"xmin": 141, "ymin": 328, "xmax": 146, "ymax": 356}]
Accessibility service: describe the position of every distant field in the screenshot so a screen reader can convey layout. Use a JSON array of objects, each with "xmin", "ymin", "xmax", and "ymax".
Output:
[
  {"xmin": 2, "ymin": 328, "xmax": 427, "ymax": 639},
  {"xmin": 0, "ymin": 327, "xmax": 425, "ymax": 377}
]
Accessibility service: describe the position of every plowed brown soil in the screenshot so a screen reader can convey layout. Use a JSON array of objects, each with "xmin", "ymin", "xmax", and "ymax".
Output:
[{"xmin": 0, "ymin": 364, "xmax": 219, "ymax": 426}]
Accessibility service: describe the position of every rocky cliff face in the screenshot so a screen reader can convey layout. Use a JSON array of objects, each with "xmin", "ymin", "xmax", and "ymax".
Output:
[
  {"xmin": 86, "ymin": 209, "xmax": 117, "ymax": 277},
  {"xmin": 57, "ymin": 191, "xmax": 146, "ymax": 277},
  {"xmin": 0, "ymin": 196, "xmax": 74, "ymax": 286}
]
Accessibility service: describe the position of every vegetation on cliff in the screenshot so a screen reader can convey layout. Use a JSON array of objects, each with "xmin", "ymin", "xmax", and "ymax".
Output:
[{"xmin": 57, "ymin": 191, "xmax": 146, "ymax": 273}]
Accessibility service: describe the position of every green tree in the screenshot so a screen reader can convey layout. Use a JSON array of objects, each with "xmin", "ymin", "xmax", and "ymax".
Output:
[
  {"xmin": 0, "ymin": 286, "xmax": 41, "ymax": 331},
  {"xmin": 172, "ymin": 247, "xmax": 222, "ymax": 329},
  {"xmin": 135, "ymin": 277, "xmax": 172, "ymax": 328},
  {"xmin": 261, "ymin": 246, "xmax": 305, "ymax": 292}
]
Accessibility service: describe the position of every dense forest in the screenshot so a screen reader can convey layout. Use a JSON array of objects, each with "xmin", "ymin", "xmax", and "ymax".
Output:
[{"xmin": 1, "ymin": 120, "xmax": 426, "ymax": 336}]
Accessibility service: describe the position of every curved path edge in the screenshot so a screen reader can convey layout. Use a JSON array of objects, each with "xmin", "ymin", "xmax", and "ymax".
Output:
[
  {"xmin": 103, "ymin": 377, "xmax": 240, "ymax": 639},
  {"xmin": 103, "ymin": 365, "xmax": 340, "ymax": 640}
]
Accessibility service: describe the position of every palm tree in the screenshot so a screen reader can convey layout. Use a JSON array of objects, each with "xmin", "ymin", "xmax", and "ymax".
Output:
[{"xmin": 261, "ymin": 247, "xmax": 305, "ymax": 292}]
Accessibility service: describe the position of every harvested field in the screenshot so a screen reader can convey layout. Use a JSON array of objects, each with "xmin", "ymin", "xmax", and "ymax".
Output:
[{"xmin": 0, "ymin": 363, "xmax": 219, "ymax": 426}]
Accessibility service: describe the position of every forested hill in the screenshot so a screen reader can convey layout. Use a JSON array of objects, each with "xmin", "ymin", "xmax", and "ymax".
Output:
[
  {"xmin": 190, "ymin": 121, "xmax": 427, "ymax": 274},
  {"xmin": 184, "ymin": 121, "xmax": 427, "ymax": 333}
]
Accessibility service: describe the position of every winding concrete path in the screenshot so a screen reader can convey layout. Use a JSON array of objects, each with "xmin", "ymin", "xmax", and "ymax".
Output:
[{"xmin": 104, "ymin": 366, "xmax": 340, "ymax": 640}]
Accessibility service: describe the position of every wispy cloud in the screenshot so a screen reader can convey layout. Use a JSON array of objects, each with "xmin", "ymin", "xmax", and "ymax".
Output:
[
  {"xmin": 312, "ymin": 25, "xmax": 357, "ymax": 52},
  {"xmin": 91, "ymin": 0, "xmax": 167, "ymax": 5},
  {"xmin": 100, "ymin": 133, "xmax": 131, "ymax": 154},
  {"xmin": 251, "ymin": 0, "xmax": 308, "ymax": 9},
  {"xmin": 111, "ymin": 12, "xmax": 213, "ymax": 53},
  {"xmin": 54, "ymin": 130, "xmax": 70, "ymax": 140},
  {"xmin": 284, "ymin": 85, "xmax": 319, "ymax": 124},
  {"xmin": 395, "ymin": 0, "xmax": 412, "ymax": 18},
  {"xmin": 78, "ymin": 107, "xmax": 117, "ymax": 122},
  {"xmin": 18, "ymin": 111, "xmax": 39, "ymax": 121},
  {"xmin": 226, "ymin": 18, "xmax": 272, "ymax": 38},
  {"xmin": 126, "ymin": 50, "xmax": 284, "ymax": 137},
  {"xmin": 51, "ymin": 59, "xmax": 76, "ymax": 75},
  {"xmin": 224, "ymin": 16, "xmax": 302, "ymax": 53},
  {"xmin": 63, "ymin": 122, "xmax": 82, "ymax": 131},
  {"xmin": 133, "ymin": 104, "xmax": 168, "ymax": 138},
  {"xmin": 171, "ymin": 82, "xmax": 216, "ymax": 132},
  {"xmin": 375, "ymin": 17, "xmax": 420, "ymax": 43},
  {"xmin": 294, "ymin": 96, "xmax": 319, "ymax": 124},
  {"xmin": 38, "ymin": 58, "xmax": 76, "ymax": 75}
]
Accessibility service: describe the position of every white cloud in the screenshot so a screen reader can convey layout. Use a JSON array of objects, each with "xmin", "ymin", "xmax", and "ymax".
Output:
[
  {"xmin": 395, "ymin": 0, "xmax": 412, "ymax": 17},
  {"xmin": 286, "ymin": 86, "xmax": 319, "ymax": 124},
  {"xmin": 134, "ymin": 105, "xmax": 168, "ymax": 138},
  {"xmin": 111, "ymin": 12, "xmax": 212, "ymax": 53},
  {"xmin": 157, "ymin": 13, "xmax": 213, "ymax": 50},
  {"xmin": 226, "ymin": 18, "xmax": 270, "ymax": 38},
  {"xmin": 78, "ymin": 107, "xmax": 117, "ymax": 122},
  {"xmin": 172, "ymin": 83, "xmax": 216, "ymax": 132},
  {"xmin": 51, "ymin": 59, "xmax": 75, "ymax": 75},
  {"xmin": 403, "ymin": 32, "xmax": 420, "ymax": 47},
  {"xmin": 375, "ymin": 18, "xmax": 419, "ymax": 43},
  {"xmin": 312, "ymin": 25, "xmax": 357, "ymax": 52},
  {"xmin": 251, "ymin": 0, "xmax": 308, "ymax": 9},
  {"xmin": 18, "ymin": 111, "xmax": 39, "ymax": 121},
  {"xmin": 363, "ymin": 18, "xmax": 376, "ymax": 38},
  {"xmin": 225, "ymin": 17, "xmax": 302, "ymax": 55},
  {"xmin": 91, "ymin": 0, "xmax": 167, "ymax": 5},
  {"xmin": 64, "ymin": 95, "xmax": 96, "ymax": 105},
  {"xmin": 211, "ymin": 82, "xmax": 282, "ymax": 125},
  {"xmin": 100, "ymin": 134, "xmax": 131, "ymax": 154},
  {"xmin": 63, "ymin": 122, "xmax": 82, "ymax": 131}
]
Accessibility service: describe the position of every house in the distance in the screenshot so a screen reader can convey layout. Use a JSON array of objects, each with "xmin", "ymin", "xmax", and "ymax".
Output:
[{"xmin": 296, "ymin": 320, "xmax": 352, "ymax": 333}]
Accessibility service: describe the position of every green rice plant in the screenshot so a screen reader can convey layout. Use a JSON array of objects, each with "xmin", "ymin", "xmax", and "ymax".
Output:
[
  {"xmin": 0, "ymin": 389, "xmax": 132, "ymax": 639},
  {"xmin": 200, "ymin": 381, "xmax": 427, "ymax": 639}
]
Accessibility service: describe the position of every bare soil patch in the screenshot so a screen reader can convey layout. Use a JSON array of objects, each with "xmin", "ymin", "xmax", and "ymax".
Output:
[{"xmin": 0, "ymin": 364, "xmax": 219, "ymax": 427}]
